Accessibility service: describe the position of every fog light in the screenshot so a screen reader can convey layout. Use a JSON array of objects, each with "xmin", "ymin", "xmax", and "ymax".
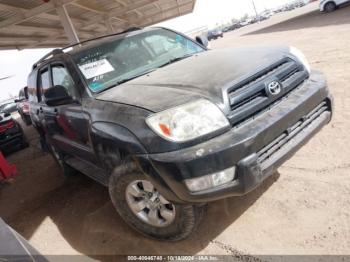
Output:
[{"xmin": 184, "ymin": 167, "xmax": 236, "ymax": 192}]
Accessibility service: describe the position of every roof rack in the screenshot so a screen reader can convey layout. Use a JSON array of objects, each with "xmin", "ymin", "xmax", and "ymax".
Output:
[
  {"xmin": 32, "ymin": 27, "xmax": 142, "ymax": 70},
  {"xmin": 32, "ymin": 48, "xmax": 63, "ymax": 70}
]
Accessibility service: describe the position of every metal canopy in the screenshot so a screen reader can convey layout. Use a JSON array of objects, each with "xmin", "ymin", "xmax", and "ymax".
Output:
[{"xmin": 0, "ymin": 0, "xmax": 196, "ymax": 50}]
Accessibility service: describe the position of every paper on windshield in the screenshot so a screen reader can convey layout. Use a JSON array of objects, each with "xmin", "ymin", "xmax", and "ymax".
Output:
[{"xmin": 78, "ymin": 59, "xmax": 114, "ymax": 79}]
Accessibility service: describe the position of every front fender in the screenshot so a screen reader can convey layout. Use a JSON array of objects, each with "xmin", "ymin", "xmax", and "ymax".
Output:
[
  {"xmin": 91, "ymin": 122, "xmax": 182, "ymax": 202},
  {"xmin": 91, "ymin": 122, "xmax": 147, "ymax": 168}
]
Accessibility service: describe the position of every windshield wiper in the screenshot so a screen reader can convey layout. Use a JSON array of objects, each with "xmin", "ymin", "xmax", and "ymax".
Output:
[
  {"xmin": 158, "ymin": 53, "xmax": 195, "ymax": 68},
  {"xmin": 101, "ymin": 68, "xmax": 157, "ymax": 92},
  {"xmin": 116, "ymin": 68, "xmax": 158, "ymax": 85}
]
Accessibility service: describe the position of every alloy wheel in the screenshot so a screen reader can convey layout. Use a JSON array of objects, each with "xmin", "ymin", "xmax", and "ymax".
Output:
[{"xmin": 125, "ymin": 180, "xmax": 176, "ymax": 227}]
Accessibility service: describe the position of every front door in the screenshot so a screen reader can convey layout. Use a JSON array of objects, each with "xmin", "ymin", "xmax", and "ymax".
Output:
[{"xmin": 40, "ymin": 62, "xmax": 95, "ymax": 163}]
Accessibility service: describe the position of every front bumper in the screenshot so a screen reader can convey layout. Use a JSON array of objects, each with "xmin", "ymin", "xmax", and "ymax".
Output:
[{"xmin": 141, "ymin": 71, "xmax": 333, "ymax": 203}]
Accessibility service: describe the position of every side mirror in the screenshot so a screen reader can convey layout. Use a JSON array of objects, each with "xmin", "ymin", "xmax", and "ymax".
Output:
[
  {"xmin": 44, "ymin": 85, "xmax": 73, "ymax": 106},
  {"xmin": 195, "ymin": 34, "xmax": 209, "ymax": 48}
]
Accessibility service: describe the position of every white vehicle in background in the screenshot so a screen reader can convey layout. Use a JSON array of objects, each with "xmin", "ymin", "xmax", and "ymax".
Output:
[
  {"xmin": 260, "ymin": 10, "xmax": 274, "ymax": 18},
  {"xmin": 240, "ymin": 18, "xmax": 253, "ymax": 27},
  {"xmin": 320, "ymin": 0, "xmax": 350, "ymax": 12}
]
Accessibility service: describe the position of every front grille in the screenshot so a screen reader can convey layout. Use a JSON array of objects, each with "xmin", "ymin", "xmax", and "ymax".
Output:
[
  {"xmin": 257, "ymin": 100, "xmax": 330, "ymax": 166},
  {"xmin": 227, "ymin": 58, "xmax": 309, "ymax": 126}
]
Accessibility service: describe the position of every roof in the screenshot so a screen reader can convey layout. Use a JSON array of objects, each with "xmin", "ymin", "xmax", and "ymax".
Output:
[{"xmin": 0, "ymin": 0, "xmax": 196, "ymax": 50}]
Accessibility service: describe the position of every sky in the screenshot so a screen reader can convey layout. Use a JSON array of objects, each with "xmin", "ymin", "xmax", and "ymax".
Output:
[
  {"xmin": 0, "ymin": 0, "xmax": 293, "ymax": 101},
  {"xmin": 157, "ymin": 0, "xmax": 293, "ymax": 32},
  {"xmin": 0, "ymin": 48, "xmax": 53, "ymax": 101}
]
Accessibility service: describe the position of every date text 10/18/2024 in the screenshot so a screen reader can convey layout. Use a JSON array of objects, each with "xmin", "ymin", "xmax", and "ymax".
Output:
[{"xmin": 127, "ymin": 255, "xmax": 220, "ymax": 261}]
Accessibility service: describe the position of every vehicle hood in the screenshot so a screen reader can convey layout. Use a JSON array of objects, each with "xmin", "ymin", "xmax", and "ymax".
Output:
[{"xmin": 96, "ymin": 46, "xmax": 290, "ymax": 112}]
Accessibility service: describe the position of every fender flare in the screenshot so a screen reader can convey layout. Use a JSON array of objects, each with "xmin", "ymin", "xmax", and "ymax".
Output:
[{"xmin": 91, "ymin": 121, "xmax": 184, "ymax": 203}]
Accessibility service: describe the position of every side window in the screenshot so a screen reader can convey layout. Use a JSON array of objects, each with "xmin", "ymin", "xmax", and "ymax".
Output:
[
  {"xmin": 38, "ymin": 69, "xmax": 50, "ymax": 101},
  {"xmin": 24, "ymin": 86, "xmax": 29, "ymax": 99},
  {"xmin": 51, "ymin": 65, "xmax": 75, "ymax": 97},
  {"xmin": 19, "ymin": 90, "xmax": 24, "ymax": 100},
  {"xmin": 27, "ymin": 71, "xmax": 38, "ymax": 103}
]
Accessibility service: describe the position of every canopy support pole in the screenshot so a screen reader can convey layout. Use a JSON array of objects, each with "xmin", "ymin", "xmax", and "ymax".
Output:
[{"xmin": 56, "ymin": 4, "xmax": 79, "ymax": 44}]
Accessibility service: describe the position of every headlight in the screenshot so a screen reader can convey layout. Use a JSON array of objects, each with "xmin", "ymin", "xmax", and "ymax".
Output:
[
  {"xmin": 184, "ymin": 167, "xmax": 236, "ymax": 192},
  {"xmin": 289, "ymin": 46, "xmax": 311, "ymax": 73},
  {"xmin": 146, "ymin": 99, "xmax": 229, "ymax": 142}
]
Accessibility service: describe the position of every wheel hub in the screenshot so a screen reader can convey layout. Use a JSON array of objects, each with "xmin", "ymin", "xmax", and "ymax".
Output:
[{"xmin": 125, "ymin": 180, "xmax": 176, "ymax": 227}]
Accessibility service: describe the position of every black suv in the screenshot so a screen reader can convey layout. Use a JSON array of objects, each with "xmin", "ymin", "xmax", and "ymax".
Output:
[{"xmin": 28, "ymin": 27, "xmax": 333, "ymax": 241}]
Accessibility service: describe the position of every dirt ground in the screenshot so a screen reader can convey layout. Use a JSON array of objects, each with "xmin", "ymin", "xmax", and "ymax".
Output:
[{"xmin": 1, "ymin": 2, "xmax": 350, "ymax": 259}]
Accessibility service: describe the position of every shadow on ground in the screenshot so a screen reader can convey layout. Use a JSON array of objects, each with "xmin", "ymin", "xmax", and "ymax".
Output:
[
  {"xmin": 245, "ymin": 5, "xmax": 350, "ymax": 36},
  {"xmin": 1, "ymin": 122, "xmax": 280, "ymax": 259},
  {"xmin": 7, "ymin": 172, "xmax": 280, "ymax": 258}
]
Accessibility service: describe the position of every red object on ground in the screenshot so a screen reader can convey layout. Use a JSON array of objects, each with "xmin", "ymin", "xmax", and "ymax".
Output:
[{"xmin": 0, "ymin": 151, "xmax": 17, "ymax": 181}]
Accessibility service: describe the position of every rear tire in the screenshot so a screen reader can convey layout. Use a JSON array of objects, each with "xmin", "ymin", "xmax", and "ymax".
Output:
[
  {"xmin": 108, "ymin": 163, "xmax": 206, "ymax": 241},
  {"xmin": 324, "ymin": 2, "xmax": 336, "ymax": 12}
]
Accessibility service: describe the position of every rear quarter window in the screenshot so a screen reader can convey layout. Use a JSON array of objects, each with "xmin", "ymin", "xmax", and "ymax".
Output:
[
  {"xmin": 18, "ymin": 89, "xmax": 24, "ymax": 99},
  {"xmin": 27, "ymin": 70, "xmax": 39, "ymax": 103}
]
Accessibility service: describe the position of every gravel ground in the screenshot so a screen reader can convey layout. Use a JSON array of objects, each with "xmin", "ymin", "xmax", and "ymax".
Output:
[{"xmin": 1, "ymin": 2, "xmax": 349, "ymax": 260}]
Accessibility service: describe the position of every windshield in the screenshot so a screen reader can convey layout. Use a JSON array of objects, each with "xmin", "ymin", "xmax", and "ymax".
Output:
[{"xmin": 73, "ymin": 28, "xmax": 205, "ymax": 93}]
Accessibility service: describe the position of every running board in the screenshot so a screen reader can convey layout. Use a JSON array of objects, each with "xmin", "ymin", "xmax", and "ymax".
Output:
[{"xmin": 65, "ymin": 157, "xmax": 109, "ymax": 186}]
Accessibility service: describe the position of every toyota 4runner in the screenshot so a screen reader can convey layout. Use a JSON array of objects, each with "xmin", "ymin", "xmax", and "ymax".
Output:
[{"xmin": 28, "ymin": 27, "xmax": 333, "ymax": 241}]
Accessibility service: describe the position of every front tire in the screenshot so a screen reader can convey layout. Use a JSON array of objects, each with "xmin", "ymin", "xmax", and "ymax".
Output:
[
  {"xmin": 109, "ymin": 163, "xmax": 206, "ymax": 241},
  {"xmin": 324, "ymin": 2, "xmax": 336, "ymax": 12}
]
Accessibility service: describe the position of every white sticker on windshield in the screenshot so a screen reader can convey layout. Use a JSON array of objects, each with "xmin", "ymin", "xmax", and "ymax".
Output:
[{"xmin": 78, "ymin": 59, "xmax": 114, "ymax": 79}]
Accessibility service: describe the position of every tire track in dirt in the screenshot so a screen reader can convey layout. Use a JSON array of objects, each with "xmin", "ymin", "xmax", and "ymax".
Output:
[
  {"xmin": 282, "ymin": 163, "xmax": 350, "ymax": 174},
  {"xmin": 210, "ymin": 240, "xmax": 266, "ymax": 262}
]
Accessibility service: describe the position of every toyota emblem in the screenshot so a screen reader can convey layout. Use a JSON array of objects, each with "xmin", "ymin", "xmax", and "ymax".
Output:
[{"xmin": 267, "ymin": 81, "xmax": 282, "ymax": 96}]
